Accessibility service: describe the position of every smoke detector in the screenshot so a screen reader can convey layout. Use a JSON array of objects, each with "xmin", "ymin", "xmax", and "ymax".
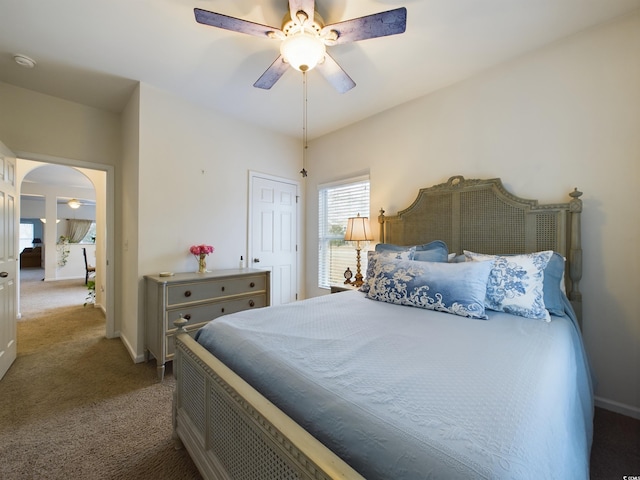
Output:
[{"xmin": 13, "ymin": 54, "xmax": 36, "ymax": 68}]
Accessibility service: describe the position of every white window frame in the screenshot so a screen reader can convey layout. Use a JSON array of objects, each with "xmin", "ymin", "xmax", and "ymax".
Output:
[{"xmin": 318, "ymin": 175, "xmax": 370, "ymax": 289}]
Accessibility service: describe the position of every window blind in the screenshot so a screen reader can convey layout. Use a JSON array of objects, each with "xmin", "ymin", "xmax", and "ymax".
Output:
[{"xmin": 318, "ymin": 177, "xmax": 370, "ymax": 289}]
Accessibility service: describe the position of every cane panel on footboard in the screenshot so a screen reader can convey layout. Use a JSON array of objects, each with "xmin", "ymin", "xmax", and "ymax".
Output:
[{"xmin": 173, "ymin": 333, "xmax": 365, "ymax": 480}]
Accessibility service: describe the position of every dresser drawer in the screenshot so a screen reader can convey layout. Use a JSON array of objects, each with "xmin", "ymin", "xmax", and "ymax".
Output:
[
  {"xmin": 166, "ymin": 294, "xmax": 268, "ymax": 331},
  {"xmin": 166, "ymin": 275, "xmax": 267, "ymax": 306}
]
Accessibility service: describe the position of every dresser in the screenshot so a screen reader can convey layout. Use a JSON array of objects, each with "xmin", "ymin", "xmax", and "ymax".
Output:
[{"xmin": 145, "ymin": 268, "xmax": 270, "ymax": 380}]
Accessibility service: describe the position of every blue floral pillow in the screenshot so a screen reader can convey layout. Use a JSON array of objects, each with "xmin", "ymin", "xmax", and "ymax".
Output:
[
  {"xmin": 359, "ymin": 248, "xmax": 416, "ymax": 293},
  {"xmin": 376, "ymin": 240, "xmax": 448, "ymax": 263},
  {"xmin": 366, "ymin": 257, "xmax": 493, "ymax": 319},
  {"xmin": 464, "ymin": 250, "xmax": 553, "ymax": 321}
]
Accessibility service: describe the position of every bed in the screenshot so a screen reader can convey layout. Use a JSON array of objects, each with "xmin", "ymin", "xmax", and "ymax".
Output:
[{"xmin": 172, "ymin": 175, "xmax": 592, "ymax": 479}]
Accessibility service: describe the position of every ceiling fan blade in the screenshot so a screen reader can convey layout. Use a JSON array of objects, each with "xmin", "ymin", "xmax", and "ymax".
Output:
[
  {"xmin": 289, "ymin": 0, "xmax": 315, "ymax": 25},
  {"xmin": 321, "ymin": 7, "xmax": 407, "ymax": 45},
  {"xmin": 315, "ymin": 53, "xmax": 356, "ymax": 94},
  {"xmin": 253, "ymin": 55, "xmax": 290, "ymax": 90},
  {"xmin": 194, "ymin": 8, "xmax": 279, "ymax": 38}
]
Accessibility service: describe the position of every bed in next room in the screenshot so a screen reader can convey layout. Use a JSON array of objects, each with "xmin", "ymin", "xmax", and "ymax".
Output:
[{"xmin": 172, "ymin": 175, "xmax": 593, "ymax": 480}]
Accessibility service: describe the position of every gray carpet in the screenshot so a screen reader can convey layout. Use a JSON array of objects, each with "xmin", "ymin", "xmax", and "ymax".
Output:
[{"xmin": 0, "ymin": 269, "xmax": 202, "ymax": 479}]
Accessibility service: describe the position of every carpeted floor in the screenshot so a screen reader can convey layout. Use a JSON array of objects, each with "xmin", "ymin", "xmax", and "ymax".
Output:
[
  {"xmin": 2, "ymin": 269, "xmax": 638, "ymax": 479},
  {"xmin": 0, "ymin": 269, "xmax": 202, "ymax": 480}
]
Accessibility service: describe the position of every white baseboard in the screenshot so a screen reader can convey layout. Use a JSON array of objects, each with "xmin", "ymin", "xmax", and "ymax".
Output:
[
  {"xmin": 595, "ymin": 396, "xmax": 640, "ymax": 420},
  {"xmin": 119, "ymin": 332, "xmax": 145, "ymax": 363}
]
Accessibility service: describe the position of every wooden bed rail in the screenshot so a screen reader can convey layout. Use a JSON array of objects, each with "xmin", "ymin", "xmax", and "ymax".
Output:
[{"xmin": 173, "ymin": 318, "xmax": 365, "ymax": 480}]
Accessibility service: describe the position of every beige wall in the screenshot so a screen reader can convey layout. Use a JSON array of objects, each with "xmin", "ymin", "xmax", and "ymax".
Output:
[
  {"xmin": 0, "ymin": 82, "xmax": 121, "ymax": 164},
  {"xmin": 119, "ymin": 84, "xmax": 141, "ymax": 356},
  {"xmin": 124, "ymin": 84, "xmax": 301, "ymax": 360},
  {"xmin": 305, "ymin": 12, "xmax": 640, "ymax": 417}
]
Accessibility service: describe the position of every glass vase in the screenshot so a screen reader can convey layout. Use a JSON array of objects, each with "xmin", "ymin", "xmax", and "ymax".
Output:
[{"xmin": 197, "ymin": 254, "xmax": 207, "ymax": 273}]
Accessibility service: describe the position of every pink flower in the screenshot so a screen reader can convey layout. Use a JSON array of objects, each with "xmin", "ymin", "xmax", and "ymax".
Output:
[{"xmin": 190, "ymin": 244, "xmax": 214, "ymax": 256}]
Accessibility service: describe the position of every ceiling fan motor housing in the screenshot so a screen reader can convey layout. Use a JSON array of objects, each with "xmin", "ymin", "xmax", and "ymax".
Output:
[{"xmin": 280, "ymin": 11, "xmax": 326, "ymax": 72}]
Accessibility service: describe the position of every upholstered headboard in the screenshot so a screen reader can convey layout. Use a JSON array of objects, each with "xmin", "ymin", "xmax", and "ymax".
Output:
[{"xmin": 379, "ymin": 175, "xmax": 583, "ymax": 325}]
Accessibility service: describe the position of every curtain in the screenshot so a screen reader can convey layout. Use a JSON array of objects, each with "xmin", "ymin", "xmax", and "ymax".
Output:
[{"xmin": 67, "ymin": 219, "xmax": 92, "ymax": 243}]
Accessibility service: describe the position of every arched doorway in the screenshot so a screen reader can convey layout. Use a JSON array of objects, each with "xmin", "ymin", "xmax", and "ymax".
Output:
[{"xmin": 17, "ymin": 159, "xmax": 113, "ymax": 338}]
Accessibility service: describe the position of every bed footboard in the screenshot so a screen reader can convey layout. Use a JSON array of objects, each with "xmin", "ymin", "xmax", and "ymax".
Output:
[{"xmin": 173, "ymin": 332, "xmax": 364, "ymax": 480}]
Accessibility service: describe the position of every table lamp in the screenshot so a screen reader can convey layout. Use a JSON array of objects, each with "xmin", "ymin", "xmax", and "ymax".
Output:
[{"xmin": 344, "ymin": 214, "xmax": 373, "ymax": 288}]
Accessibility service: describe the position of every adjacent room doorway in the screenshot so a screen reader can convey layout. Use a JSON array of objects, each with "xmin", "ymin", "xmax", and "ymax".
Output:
[{"xmin": 17, "ymin": 156, "xmax": 115, "ymax": 339}]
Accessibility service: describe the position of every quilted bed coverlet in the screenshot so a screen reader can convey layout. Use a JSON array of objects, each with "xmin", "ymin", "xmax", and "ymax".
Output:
[{"xmin": 195, "ymin": 291, "xmax": 593, "ymax": 479}]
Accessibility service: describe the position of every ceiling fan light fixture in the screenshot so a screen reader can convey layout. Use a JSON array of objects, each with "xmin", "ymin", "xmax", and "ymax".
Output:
[
  {"xmin": 68, "ymin": 199, "xmax": 81, "ymax": 209},
  {"xmin": 280, "ymin": 30, "xmax": 326, "ymax": 72}
]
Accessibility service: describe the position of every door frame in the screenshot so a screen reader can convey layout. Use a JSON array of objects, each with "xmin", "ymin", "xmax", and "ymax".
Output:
[
  {"xmin": 248, "ymin": 171, "xmax": 302, "ymax": 303},
  {"xmin": 0, "ymin": 141, "xmax": 17, "ymax": 380},
  {"xmin": 15, "ymin": 150, "xmax": 116, "ymax": 339}
]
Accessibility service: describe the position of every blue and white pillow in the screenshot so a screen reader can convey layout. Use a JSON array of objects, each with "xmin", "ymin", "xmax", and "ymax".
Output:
[
  {"xmin": 359, "ymin": 248, "xmax": 416, "ymax": 293},
  {"xmin": 366, "ymin": 257, "xmax": 493, "ymax": 319},
  {"xmin": 376, "ymin": 240, "xmax": 449, "ymax": 263},
  {"xmin": 464, "ymin": 250, "xmax": 553, "ymax": 321}
]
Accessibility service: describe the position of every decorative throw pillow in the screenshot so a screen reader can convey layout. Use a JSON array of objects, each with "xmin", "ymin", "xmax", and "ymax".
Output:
[
  {"xmin": 413, "ymin": 241, "xmax": 449, "ymax": 262},
  {"xmin": 376, "ymin": 240, "xmax": 448, "ymax": 263},
  {"xmin": 542, "ymin": 252, "xmax": 566, "ymax": 317},
  {"xmin": 464, "ymin": 250, "xmax": 553, "ymax": 321},
  {"xmin": 359, "ymin": 248, "xmax": 416, "ymax": 293},
  {"xmin": 365, "ymin": 257, "xmax": 493, "ymax": 319}
]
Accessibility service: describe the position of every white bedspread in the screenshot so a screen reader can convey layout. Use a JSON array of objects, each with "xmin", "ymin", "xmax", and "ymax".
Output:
[{"xmin": 196, "ymin": 290, "xmax": 593, "ymax": 479}]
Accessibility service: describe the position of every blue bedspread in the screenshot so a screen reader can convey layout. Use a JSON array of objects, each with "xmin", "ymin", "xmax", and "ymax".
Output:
[{"xmin": 195, "ymin": 291, "xmax": 593, "ymax": 479}]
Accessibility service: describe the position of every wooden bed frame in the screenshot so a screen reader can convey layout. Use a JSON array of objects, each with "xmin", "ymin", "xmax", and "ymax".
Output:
[{"xmin": 172, "ymin": 175, "xmax": 583, "ymax": 480}]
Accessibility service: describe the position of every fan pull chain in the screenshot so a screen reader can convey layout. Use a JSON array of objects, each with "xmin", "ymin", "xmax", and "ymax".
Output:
[{"xmin": 300, "ymin": 71, "xmax": 308, "ymax": 178}]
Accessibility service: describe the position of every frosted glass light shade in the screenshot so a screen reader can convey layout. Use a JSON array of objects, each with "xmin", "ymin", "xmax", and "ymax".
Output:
[{"xmin": 280, "ymin": 31, "xmax": 326, "ymax": 72}]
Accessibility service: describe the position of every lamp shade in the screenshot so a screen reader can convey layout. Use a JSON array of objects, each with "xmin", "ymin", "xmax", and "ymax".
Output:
[{"xmin": 344, "ymin": 214, "xmax": 373, "ymax": 242}]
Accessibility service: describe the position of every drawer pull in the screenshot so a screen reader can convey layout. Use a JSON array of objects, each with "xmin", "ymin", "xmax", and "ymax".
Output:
[
  {"xmin": 184, "ymin": 290, "xmax": 192, "ymax": 297},
  {"xmin": 249, "ymin": 282, "xmax": 255, "ymax": 288},
  {"xmin": 221, "ymin": 308, "xmax": 225, "ymax": 313},
  {"xmin": 221, "ymin": 286, "xmax": 225, "ymax": 292},
  {"xmin": 183, "ymin": 314, "xmax": 191, "ymax": 320},
  {"xmin": 248, "ymin": 300, "xmax": 255, "ymax": 307}
]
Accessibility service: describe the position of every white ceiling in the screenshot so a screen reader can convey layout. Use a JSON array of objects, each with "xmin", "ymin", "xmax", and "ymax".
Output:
[
  {"xmin": 21, "ymin": 164, "xmax": 96, "ymax": 204},
  {"xmin": 22, "ymin": 165, "xmax": 93, "ymax": 189},
  {"xmin": 1, "ymin": 0, "xmax": 639, "ymax": 140}
]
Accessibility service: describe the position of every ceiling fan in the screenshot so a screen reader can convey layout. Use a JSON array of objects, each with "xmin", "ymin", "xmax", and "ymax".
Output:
[{"xmin": 194, "ymin": 1, "xmax": 407, "ymax": 93}]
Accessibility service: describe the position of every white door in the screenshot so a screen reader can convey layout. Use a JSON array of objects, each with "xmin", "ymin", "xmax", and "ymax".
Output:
[
  {"xmin": 0, "ymin": 140, "xmax": 17, "ymax": 381},
  {"xmin": 250, "ymin": 174, "xmax": 298, "ymax": 306}
]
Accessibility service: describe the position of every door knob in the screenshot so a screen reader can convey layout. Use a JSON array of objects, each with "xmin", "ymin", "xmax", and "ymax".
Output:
[
  {"xmin": 0, "ymin": 272, "xmax": 8, "ymax": 278},
  {"xmin": 253, "ymin": 258, "xmax": 260, "ymax": 263}
]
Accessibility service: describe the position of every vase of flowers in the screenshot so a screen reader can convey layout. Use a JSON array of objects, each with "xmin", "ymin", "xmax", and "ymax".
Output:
[{"xmin": 190, "ymin": 244, "xmax": 214, "ymax": 273}]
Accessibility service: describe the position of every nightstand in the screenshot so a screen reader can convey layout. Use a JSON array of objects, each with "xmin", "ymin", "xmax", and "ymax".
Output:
[{"xmin": 330, "ymin": 284, "xmax": 359, "ymax": 294}]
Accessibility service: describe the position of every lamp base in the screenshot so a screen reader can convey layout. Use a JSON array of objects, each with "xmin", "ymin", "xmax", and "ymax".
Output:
[{"xmin": 353, "ymin": 246, "xmax": 365, "ymax": 288}]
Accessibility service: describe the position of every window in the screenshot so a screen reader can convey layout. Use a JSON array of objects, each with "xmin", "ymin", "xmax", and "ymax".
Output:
[
  {"xmin": 318, "ymin": 176, "xmax": 370, "ymax": 289},
  {"xmin": 19, "ymin": 223, "xmax": 35, "ymax": 252},
  {"xmin": 80, "ymin": 222, "xmax": 97, "ymax": 244}
]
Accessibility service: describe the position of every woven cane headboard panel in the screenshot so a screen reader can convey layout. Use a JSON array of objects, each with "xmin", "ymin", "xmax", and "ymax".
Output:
[{"xmin": 379, "ymin": 176, "xmax": 584, "ymax": 325}]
